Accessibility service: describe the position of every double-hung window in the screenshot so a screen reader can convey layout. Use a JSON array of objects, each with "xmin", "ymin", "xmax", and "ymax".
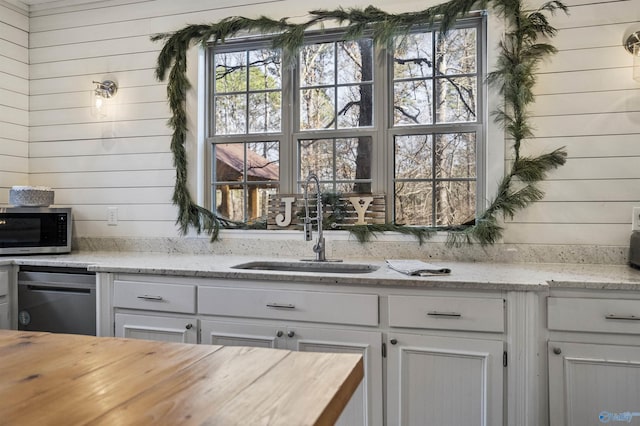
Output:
[{"xmin": 207, "ymin": 16, "xmax": 485, "ymax": 227}]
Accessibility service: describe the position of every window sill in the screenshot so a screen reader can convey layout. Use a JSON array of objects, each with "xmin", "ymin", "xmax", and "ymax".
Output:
[{"xmin": 214, "ymin": 228, "xmax": 450, "ymax": 243}]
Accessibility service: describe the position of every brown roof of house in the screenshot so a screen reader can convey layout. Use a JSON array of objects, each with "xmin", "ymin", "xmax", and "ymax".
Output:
[{"xmin": 215, "ymin": 143, "xmax": 279, "ymax": 181}]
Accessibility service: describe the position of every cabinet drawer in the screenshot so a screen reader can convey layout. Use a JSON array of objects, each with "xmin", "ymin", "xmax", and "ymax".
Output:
[
  {"xmin": 113, "ymin": 280, "xmax": 196, "ymax": 313},
  {"xmin": 388, "ymin": 295, "xmax": 504, "ymax": 332},
  {"xmin": 548, "ymin": 297, "xmax": 640, "ymax": 334},
  {"xmin": 198, "ymin": 287, "xmax": 378, "ymax": 326}
]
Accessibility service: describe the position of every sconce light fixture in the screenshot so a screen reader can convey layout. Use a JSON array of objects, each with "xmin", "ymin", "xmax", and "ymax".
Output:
[
  {"xmin": 92, "ymin": 80, "xmax": 118, "ymax": 118},
  {"xmin": 623, "ymin": 30, "xmax": 640, "ymax": 82}
]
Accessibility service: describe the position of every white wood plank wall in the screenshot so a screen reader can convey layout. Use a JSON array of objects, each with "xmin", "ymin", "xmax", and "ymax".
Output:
[
  {"xmin": 0, "ymin": 0, "xmax": 29, "ymax": 202},
  {"xmin": 5, "ymin": 0, "xmax": 640, "ymax": 246},
  {"xmin": 504, "ymin": 0, "xmax": 640, "ymax": 245}
]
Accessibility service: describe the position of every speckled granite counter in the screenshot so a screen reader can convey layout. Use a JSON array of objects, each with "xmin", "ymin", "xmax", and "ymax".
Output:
[{"xmin": 6, "ymin": 252, "xmax": 640, "ymax": 291}]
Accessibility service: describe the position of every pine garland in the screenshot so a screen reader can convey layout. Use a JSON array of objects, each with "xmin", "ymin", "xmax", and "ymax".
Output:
[{"xmin": 152, "ymin": 0, "xmax": 568, "ymax": 245}]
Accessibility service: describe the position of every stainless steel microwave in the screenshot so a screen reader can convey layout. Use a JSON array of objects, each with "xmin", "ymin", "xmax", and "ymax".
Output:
[{"xmin": 0, "ymin": 207, "xmax": 72, "ymax": 255}]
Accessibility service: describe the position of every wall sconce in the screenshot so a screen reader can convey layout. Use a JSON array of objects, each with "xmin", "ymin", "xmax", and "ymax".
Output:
[
  {"xmin": 623, "ymin": 30, "xmax": 640, "ymax": 82},
  {"xmin": 92, "ymin": 80, "xmax": 118, "ymax": 118}
]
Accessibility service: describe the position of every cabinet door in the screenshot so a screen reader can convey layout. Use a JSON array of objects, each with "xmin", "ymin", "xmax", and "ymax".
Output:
[
  {"xmin": 291, "ymin": 326, "xmax": 383, "ymax": 426},
  {"xmin": 115, "ymin": 313, "xmax": 197, "ymax": 344},
  {"xmin": 0, "ymin": 302, "xmax": 8, "ymax": 329},
  {"xmin": 549, "ymin": 341, "xmax": 640, "ymax": 426},
  {"xmin": 387, "ymin": 332, "xmax": 503, "ymax": 426},
  {"xmin": 200, "ymin": 319, "xmax": 286, "ymax": 349}
]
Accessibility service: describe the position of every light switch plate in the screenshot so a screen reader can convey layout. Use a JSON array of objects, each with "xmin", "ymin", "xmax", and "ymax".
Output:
[{"xmin": 107, "ymin": 206, "xmax": 118, "ymax": 226}]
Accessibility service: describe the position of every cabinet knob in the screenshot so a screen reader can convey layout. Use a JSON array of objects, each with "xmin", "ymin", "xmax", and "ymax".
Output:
[
  {"xmin": 185, "ymin": 323, "xmax": 193, "ymax": 330},
  {"xmin": 287, "ymin": 331, "xmax": 295, "ymax": 338},
  {"xmin": 553, "ymin": 347, "xmax": 562, "ymax": 355},
  {"xmin": 276, "ymin": 330, "xmax": 284, "ymax": 337},
  {"xmin": 390, "ymin": 338, "xmax": 398, "ymax": 345}
]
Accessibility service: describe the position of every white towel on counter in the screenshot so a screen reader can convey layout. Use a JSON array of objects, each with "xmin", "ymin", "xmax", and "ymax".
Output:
[{"xmin": 385, "ymin": 259, "xmax": 451, "ymax": 276}]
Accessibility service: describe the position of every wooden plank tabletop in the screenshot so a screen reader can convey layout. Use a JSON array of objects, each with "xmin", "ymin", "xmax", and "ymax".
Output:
[{"xmin": 0, "ymin": 330, "xmax": 363, "ymax": 425}]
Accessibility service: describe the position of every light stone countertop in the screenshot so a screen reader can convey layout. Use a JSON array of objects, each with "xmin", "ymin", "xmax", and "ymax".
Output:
[{"xmin": 6, "ymin": 251, "xmax": 640, "ymax": 291}]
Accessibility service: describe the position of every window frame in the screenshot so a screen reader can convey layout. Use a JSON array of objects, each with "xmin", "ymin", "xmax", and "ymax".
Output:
[
  {"xmin": 205, "ymin": 14, "xmax": 487, "ymax": 227},
  {"xmin": 386, "ymin": 17, "xmax": 486, "ymax": 226}
]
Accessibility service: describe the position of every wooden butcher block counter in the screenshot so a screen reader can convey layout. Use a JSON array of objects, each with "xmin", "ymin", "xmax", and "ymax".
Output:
[{"xmin": 0, "ymin": 330, "xmax": 363, "ymax": 425}]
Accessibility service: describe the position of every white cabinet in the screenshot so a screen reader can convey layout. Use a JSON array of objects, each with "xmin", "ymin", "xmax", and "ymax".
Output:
[
  {"xmin": 387, "ymin": 332, "xmax": 504, "ymax": 426},
  {"xmin": 198, "ymin": 284, "xmax": 382, "ymax": 426},
  {"xmin": 111, "ymin": 275, "xmax": 512, "ymax": 426},
  {"xmin": 115, "ymin": 313, "xmax": 197, "ymax": 343},
  {"xmin": 0, "ymin": 269, "xmax": 10, "ymax": 329},
  {"xmin": 0, "ymin": 303, "xmax": 8, "ymax": 329},
  {"xmin": 200, "ymin": 319, "xmax": 382, "ymax": 426},
  {"xmin": 386, "ymin": 293, "xmax": 505, "ymax": 426},
  {"xmin": 201, "ymin": 319, "xmax": 285, "ymax": 348},
  {"xmin": 548, "ymin": 341, "xmax": 640, "ymax": 426},
  {"xmin": 113, "ymin": 278, "xmax": 197, "ymax": 343},
  {"xmin": 113, "ymin": 279, "xmax": 196, "ymax": 313},
  {"xmin": 547, "ymin": 295, "xmax": 640, "ymax": 426}
]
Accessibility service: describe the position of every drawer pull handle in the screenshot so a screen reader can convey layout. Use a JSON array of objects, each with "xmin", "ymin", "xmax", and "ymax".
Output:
[
  {"xmin": 605, "ymin": 314, "xmax": 640, "ymax": 321},
  {"xmin": 427, "ymin": 311, "xmax": 462, "ymax": 318},
  {"xmin": 137, "ymin": 295, "xmax": 164, "ymax": 301},
  {"xmin": 266, "ymin": 303, "xmax": 296, "ymax": 309}
]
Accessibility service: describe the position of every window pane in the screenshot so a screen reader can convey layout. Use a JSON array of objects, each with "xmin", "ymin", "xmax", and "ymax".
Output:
[
  {"xmin": 436, "ymin": 77, "xmax": 476, "ymax": 123},
  {"xmin": 337, "ymin": 85, "xmax": 373, "ymax": 128},
  {"xmin": 395, "ymin": 181, "xmax": 433, "ymax": 225},
  {"xmin": 213, "ymin": 142, "xmax": 280, "ymax": 223},
  {"xmin": 215, "ymin": 95, "xmax": 246, "ymax": 134},
  {"xmin": 215, "ymin": 143, "xmax": 245, "ymax": 182},
  {"xmin": 336, "ymin": 137, "xmax": 371, "ymax": 181},
  {"xmin": 393, "ymin": 80, "xmax": 433, "ymax": 125},
  {"xmin": 248, "ymin": 49, "xmax": 281, "ymax": 90},
  {"xmin": 246, "ymin": 142, "xmax": 280, "ymax": 180},
  {"xmin": 300, "ymin": 88, "xmax": 335, "ymax": 130},
  {"xmin": 435, "ymin": 133, "xmax": 476, "ymax": 179},
  {"xmin": 299, "ymin": 139, "xmax": 333, "ymax": 181},
  {"xmin": 248, "ymin": 92, "xmax": 281, "ymax": 133},
  {"xmin": 337, "ymin": 39, "xmax": 373, "ymax": 84},
  {"xmin": 395, "ymin": 135, "xmax": 433, "ymax": 179},
  {"xmin": 215, "ymin": 185, "xmax": 244, "ymax": 221},
  {"xmin": 300, "ymin": 42, "xmax": 335, "ymax": 87},
  {"xmin": 435, "ymin": 181, "xmax": 476, "ymax": 225},
  {"xmin": 215, "ymin": 51, "xmax": 246, "ymax": 93},
  {"xmin": 247, "ymin": 184, "xmax": 279, "ymax": 221},
  {"xmin": 394, "ymin": 33, "xmax": 433, "ymax": 79},
  {"xmin": 436, "ymin": 28, "xmax": 477, "ymax": 75}
]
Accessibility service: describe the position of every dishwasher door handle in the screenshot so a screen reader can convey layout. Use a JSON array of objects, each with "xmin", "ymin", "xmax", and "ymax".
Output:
[{"xmin": 25, "ymin": 285, "xmax": 92, "ymax": 294}]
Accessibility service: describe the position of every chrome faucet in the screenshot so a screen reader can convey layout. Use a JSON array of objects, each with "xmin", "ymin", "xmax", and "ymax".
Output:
[{"xmin": 303, "ymin": 173, "xmax": 326, "ymax": 262}]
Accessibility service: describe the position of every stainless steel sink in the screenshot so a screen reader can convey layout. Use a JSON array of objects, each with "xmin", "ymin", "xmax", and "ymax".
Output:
[{"xmin": 231, "ymin": 261, "xmax": 379, "ymax": 274}]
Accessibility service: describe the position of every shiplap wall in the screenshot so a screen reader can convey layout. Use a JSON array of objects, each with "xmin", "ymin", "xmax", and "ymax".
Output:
[
  {"xmin": 6, "ymin": 0, "xmax": 640, "ymax": 245},
  {"xmin": 505, "ymin": 0, "xmax": 640, "ymax": 245},
  {"xmin": 0, "ymin": 1, "xmax": 28, "ymax": 199}
]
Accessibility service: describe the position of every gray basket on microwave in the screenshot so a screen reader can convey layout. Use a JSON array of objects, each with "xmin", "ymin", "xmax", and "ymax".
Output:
[{"xmin": 9, "ymin": 186, "xmax": 55, "ymax": 207}]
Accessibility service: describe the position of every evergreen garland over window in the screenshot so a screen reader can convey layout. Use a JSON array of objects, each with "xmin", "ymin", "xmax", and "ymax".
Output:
[{"xmin": 152, "ymin": 0, "xmax": 568, "ymax": 246}]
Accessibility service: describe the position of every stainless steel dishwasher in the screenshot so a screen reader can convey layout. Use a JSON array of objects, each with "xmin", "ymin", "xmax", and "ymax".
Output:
[{"xmin": 17, "ymin": 266, "xmax": 96, "ymax": 336}]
